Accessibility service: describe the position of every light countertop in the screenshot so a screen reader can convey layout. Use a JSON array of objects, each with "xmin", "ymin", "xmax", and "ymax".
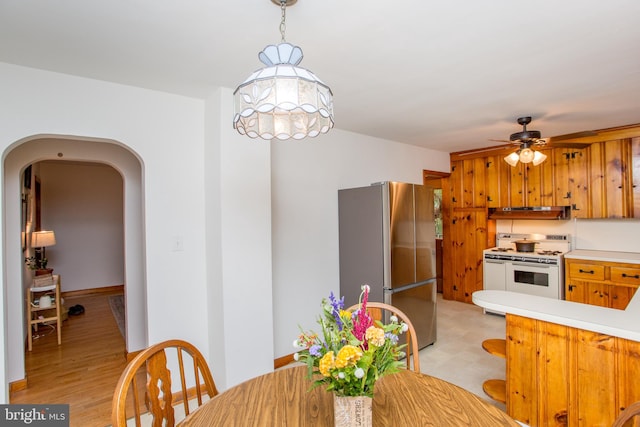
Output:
[
  {"xmin": 564, "ymin": 249, "xmax": 640, "ymax": 264},
  {"xmin": 473, "ymin": 290, "xmax": 640, "ymax": 342}
]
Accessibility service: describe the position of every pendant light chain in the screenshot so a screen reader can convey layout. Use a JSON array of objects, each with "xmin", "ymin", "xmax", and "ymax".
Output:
[{"xmin": 279, "ymin": 0, "xmax": 287, "ymax": 42}]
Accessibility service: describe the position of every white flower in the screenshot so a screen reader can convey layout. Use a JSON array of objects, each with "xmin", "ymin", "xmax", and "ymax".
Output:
[
  {"xmin": 338, "ymin": 372, "xmax": 345, "ymax": 379},
  {"xmin": 401, "ymin": 323, "xmax": 409, "ymax": 333},
  {"xmin": 361, "ymin": 284, "xmax": 370, "ymax": 293},
  {"xmin": 293, "ymin": 352, "xmax": 299, "ymax": 361},
  {"xmin": 390, "ymin": 315, "xmax": 398, "ymax": 323},
  {"xmin": 293, "ymin": 339, "xmax": 300, "ymax": 348},
  {"xmin": 354, "ymin": 368, "xmax": 365, "ymax": 379}
]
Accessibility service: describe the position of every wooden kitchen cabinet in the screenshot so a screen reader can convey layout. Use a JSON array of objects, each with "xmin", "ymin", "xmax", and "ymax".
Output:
[
  {"xmin": 588, "ymin": 137, "xmax": 640, "ymax": 219},
  {"xmin": 485, "ymin": 155, "xmax": 511, "ymax": 207},
  {"xmin": 565, "ymin": 258, "xmax": 639, "ymax": 309},
  {"xmin": 632, "ymin": 137, "xmax": 640, "ymax": 217},
  {"xmin": 443, "ymin": 207, "xmax": 488, "ymax": 303},
  {"xmin": 552, "ymin": 147, "xmax": 590, "ymax": 217},
  {"xmin": 449, "ymin": 158, "xmax": 488, "ymax": 208}
]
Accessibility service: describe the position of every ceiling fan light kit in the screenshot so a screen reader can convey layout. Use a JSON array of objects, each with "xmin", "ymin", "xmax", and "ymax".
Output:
[
  {"xmin": 233, "ymin": 0, "xmax": 334, "ymax": 141},
  {"xmin": 501, "ymin": 116, "xmax": 548, "ymax": 167}
]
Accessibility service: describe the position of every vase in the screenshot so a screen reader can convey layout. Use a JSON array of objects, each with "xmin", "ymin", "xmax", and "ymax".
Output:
[{"xmin": 333, "ymin": 395, "xmax": 372, "ymax": 427}]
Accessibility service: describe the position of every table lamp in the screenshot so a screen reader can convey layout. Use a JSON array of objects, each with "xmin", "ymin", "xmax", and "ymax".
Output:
[{"xmin": 31, "ymin": 230, "xmax": 56, "ymax": 270}]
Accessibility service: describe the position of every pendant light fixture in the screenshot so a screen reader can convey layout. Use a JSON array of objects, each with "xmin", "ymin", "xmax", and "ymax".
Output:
[{"xmin": 233, "ymin": 0, "xmax": 334, "ymax": 140}]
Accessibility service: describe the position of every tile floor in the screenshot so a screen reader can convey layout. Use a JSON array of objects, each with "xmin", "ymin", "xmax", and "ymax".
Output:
[{"xmin": 419, "ymin": 293, "xmax": 507, "ymax": 411}]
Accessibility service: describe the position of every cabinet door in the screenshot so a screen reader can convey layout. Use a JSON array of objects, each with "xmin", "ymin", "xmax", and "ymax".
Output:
[
  {"xmin": 588, "ymin": 142, "xmax": 606, "ymax": 218},
  {"xmin": 566, "ymin": 280, "xmax": 588, "ymax": 304},
  {"xmin": 485, "ymin": 155, "xmax": 510, "ymax": 207},
  {"xmin": 509, "ymin": 163, "xmax": 526, "ymax": 207},
  {"xmin": 448, "ymin": 209, "xmax": 487, "ymax": 303},
  {"xmin": 604, "ymin": 140, "xmax": 628, "ymax": 218},
  {"xmin": 632, "ymin": 137, "xmax": 640, "ymax": 218},
  {"xmin": 610, "ymin": 285, "xmax": 637, "ymax": 310},
  {"xmin": 586, "ymin": 282, "xmax": 609, "ymax": 307},
  {"xmin": 526, "ymin": 149, "xmax": 554, "ymax": 207},
  {"xmin": 461, "ymin": 157, "xmax": 486, "ymax": 208},
  {"xmin": 553, "ymin": 148, "xmax": 589, "ymax": 217},
  {"xmin": 553, "ymin": 148, "xmax": 573, "ymax": 210},
  {"xmin": 449, "ymin": 161, "xmax": 463, "ymax": 209}
]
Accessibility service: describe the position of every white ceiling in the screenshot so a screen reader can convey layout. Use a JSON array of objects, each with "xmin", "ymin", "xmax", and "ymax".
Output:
[{"xmin": 1, "ymin": 1, "xmax": 639, "ymax": 152}]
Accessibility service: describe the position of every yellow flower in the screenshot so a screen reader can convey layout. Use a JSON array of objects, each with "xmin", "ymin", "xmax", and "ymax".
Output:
[
  {"xmin": 339, "ymin": 310, "xmax": 351, "ymax": 321},
  {"xmin": 365, "ymin": 326, "xmax": 385, "ymax": 347},
  {"xmin": 335, "ymin": 345, "xmax": 363, "ymax": 368},
  {"xmin": 319, "ymin": 351, "xmax": 335, "ymax": 377}
]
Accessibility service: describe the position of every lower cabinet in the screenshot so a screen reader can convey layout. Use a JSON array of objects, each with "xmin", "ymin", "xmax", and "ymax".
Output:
[
  {"xmin": 506, "ymin": 315, "xmax": 640, "ymax": 426},
  {"xmin": 565, "ymin": 258, "xmax": 639, "ymax": 309}
]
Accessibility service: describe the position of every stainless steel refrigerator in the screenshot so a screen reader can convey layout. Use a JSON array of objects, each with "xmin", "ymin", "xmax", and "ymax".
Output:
[{"xmin": 338, "ymin": 181, "xmax": 437, "ymax": 349}]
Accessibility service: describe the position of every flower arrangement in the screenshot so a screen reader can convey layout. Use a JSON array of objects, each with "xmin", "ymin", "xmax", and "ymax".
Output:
[{"xmin": 294, "ymin": 285, "xmax": 408, "ymax": 397}]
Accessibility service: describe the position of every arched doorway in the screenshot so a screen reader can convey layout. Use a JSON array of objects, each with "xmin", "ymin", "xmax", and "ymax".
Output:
[{"xmin": 3, "ymin": 135, "xmax": 147, "ymax": 389}]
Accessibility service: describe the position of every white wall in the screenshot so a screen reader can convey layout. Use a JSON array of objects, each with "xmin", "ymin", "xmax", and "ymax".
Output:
[
  {"xmin": 203, "ymin": 88, "xmax": 275, "ymax": 388},
  {"xmin": 39, "ymin": 161, "xmax": 124, "ymax": 292}
]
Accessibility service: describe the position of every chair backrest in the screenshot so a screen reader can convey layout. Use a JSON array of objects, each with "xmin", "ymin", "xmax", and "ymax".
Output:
[
  {"xmin": 346, "ymin": 302, "xmax": 420, "ymax": 372},
  {"xmin": 112, "ymin": 339, "xmax": 218, "ymax": 427},
  {"xmin": 612, "ymin": 401, "xmax": 640, "ymax": 427}
]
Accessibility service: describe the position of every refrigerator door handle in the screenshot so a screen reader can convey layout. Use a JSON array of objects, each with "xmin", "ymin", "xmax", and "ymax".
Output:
[{"xmin": 384, "ymin": 278, "xmax": 437, "ymax": 294}]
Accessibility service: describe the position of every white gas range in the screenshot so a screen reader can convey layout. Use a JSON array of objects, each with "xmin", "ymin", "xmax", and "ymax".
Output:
[{"xmin": 483, "ymin": 233, "xmax": 571, "ymax": 311}]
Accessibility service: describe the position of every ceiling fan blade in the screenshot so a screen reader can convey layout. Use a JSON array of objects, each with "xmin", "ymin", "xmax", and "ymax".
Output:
[{"xmin": 488, "ymin": 138, "xmax": 514, "ymax": 143}]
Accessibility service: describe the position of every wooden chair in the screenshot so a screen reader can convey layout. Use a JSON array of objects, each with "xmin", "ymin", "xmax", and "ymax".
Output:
[
  {"xmin": 612, "ymin": 401, "xmax": 640, "ymax": 427},
  {"xmin": 111, "ymin": 339, "xmax": 219, "ymax": 427},
  {"xmin": 346, "ymin": 302, "xmax": 420, "ymax": 372},
  {"xmin": 27, "ymin": 274, "xmax": 62, "ymax": 351}
]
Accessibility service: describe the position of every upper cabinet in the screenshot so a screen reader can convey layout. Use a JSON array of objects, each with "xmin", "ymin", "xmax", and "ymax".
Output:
[
  {"xmin": 590, "ymin": 137, "xmax": 639, "ymax": 218},
  {"xmin": 552, "ymin": 147, "xmax": 590, "ymax": 217},
  {"xmin": 449, "ymin": 125, "xmax": 640, "ymax": 219},
  {"xmin": 632, "ymin": 137, "xmax": 640, "ymax": 217}
]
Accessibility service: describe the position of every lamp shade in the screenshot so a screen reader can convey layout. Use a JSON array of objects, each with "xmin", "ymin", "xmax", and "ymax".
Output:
[
  {"xmin": 532, "ymin": 151, "xmax": 548, "ymax": 166},
  {"xmin": 233, "ymin": 43, "xmax": 334, "ymax": 140},
  {"xmin": 32, "ymin": 230, "xmax": 56, "ymax": 248},
  {"xmin": 504, "ymin": 152, "xmax": 520, "ymax": 167}
]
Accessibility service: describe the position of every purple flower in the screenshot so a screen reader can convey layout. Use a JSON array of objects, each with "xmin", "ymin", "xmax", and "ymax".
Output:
[
  {"xmin": 385, "ymin": 333, "xmax": 399, "ymax": 344},
  {"xmin": 328, "ymin": 291, "xmax": 345, "ymax": 330},
  {"xmin": 309, "ymin": 344, "xmax": 322, "ymax": 357}
]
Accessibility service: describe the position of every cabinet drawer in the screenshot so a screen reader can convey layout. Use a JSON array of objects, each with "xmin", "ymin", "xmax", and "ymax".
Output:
[
  {"xmin": 610, "ymin": 267, "xmax": 640, "ymax": 285},
  {"xmin": 569, "ymin": 263, "xmax": 605, "ymax": 281}
]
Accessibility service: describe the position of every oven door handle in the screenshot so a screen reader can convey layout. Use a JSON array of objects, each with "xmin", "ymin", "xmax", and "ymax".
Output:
[{"xmin": 509, "ymin": 261, "xmax": 555, "ymax": 269}]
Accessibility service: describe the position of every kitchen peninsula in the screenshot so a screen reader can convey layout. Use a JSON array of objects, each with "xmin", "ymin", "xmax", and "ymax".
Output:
[{"xmin": 473, "ymin": 251, "xmax": 640, "ymax": 427}]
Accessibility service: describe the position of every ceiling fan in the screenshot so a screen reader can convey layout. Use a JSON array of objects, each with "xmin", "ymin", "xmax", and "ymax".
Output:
[{"xmin": 491, "ymin": 116, "xmax": 597, "ymax": 167}]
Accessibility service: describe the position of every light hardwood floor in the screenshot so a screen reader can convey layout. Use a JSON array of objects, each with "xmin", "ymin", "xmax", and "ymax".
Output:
[{"xmin": 10, "ymin": 291, "xmax": 128, "ymax": 427}]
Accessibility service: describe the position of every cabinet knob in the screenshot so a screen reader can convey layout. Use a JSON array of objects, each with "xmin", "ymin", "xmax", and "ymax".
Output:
[
  {"xmin": 622, "ymin": 273, "xmax": 640, "ymax": 279},
  {"xmin": 579, "ymin": 269, "xmax": 595, "ymax": 274}
]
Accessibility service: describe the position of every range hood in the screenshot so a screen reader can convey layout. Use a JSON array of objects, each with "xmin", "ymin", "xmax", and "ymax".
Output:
[{"xmin": 488, "ymin": 206, "xmax": 571, "ymax": 220}]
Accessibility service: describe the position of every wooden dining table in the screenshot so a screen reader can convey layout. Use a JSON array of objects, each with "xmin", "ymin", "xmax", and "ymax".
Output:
[{"xmin": 179, "ymin": 364, "xmax": 519, "ymax": 426}]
